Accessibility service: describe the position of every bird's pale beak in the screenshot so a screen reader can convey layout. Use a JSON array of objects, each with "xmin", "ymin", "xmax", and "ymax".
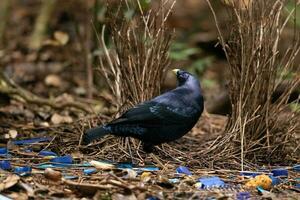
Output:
[{"xmin": 172, "ymin": 69, "xmax": 179, "ymax": 75}]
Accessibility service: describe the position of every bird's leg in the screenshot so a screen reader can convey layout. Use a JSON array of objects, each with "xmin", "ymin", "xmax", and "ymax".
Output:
[
  {"xmin": 142, "ymin": 142, "xmax": 154, "ymax": 153},
  {"xmin": 126, "ymin": 138, "xmax": 134, "ymax": 164},
  {"xmin": 142, "ymin": 143, "xmax": 164, "ymax": 168},
  {"xmin": 136, "ymin": 142, "xmax": 145, "ymax": 164}
]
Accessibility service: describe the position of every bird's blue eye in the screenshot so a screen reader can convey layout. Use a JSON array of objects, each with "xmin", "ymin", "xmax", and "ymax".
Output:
[{"xmin": 179, "ymin": 73, "xmax": 188, "ymax": 80}]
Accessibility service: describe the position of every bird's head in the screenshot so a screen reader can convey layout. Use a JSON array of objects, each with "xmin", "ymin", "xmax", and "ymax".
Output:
[{"xmin": 172, "ymin": 69, "xmax": 199, "ymax": 87}]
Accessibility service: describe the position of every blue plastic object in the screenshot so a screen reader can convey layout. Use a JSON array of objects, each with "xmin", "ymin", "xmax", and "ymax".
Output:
[
  {"xmin": 0, "ymin": 194, "xmax": 12, "ymax": 200},
  {"xmin": 0, "ymin": 147, "xmax": 8, "ymax": 155},
  {"xmin": 13, "ymin": 137, "xmax": 52, "ymax": 145},
  {"xmin": 117, "ymin": 163, "xmax": 133, "ymax": 169},
  {"xmin": 293, "ymin": 165, "xmax": 300, "ymax": 172},
  {"xmin": 50, "ymin": 155, "xmax": 73, "ymax": 164},
  {"xmin": 146, "ymin": 197, "xmax": 160, "ymax": 200},
  {"xmin": 83, "ymin": 168, "xmax": 97, "ymax": 175},
  {"xmin": 14, "ymin": 166, "xmax": 32, "ymax": 176},
  {"xmin": 0, "ymin": 160, "xmax": 11, "ymax": 170},
  {"xmin": 38, "ymin": 150, "xmax": 57, "ymax": 157},
  {"xmin": 295, "ymin": 183, "xmax": 300, "ymax": 189},
  {"xmin": 63, "ymin": 175, "xmax": 78, "ymax": 180},
  {"xmin": 176, "ymin": 166, "xmax": 192, "ymax": 175},
  {"xmin": 36, "ymin": 162, "xmax": 91, "ymax": 169},
  {"xmin": 240, "ymin": 171, "xmax": 260, "ymax": 177},
  {"xmin": 134, "ymin": 166, "xmax": 160, "ymax": 173},
  {"xmin": 236, "ymin": 192, "xmax": 250, "ymax": 200},
  {"xmin": 168, "ymin": 178, "xmax": 180, "ymax": 184},
  {"xmin": 24, "ymin": 148, "xmax": 33, "ymax": 153},
  {"xmin": 271, "ymin": 168, "xmax": 288, "ymax": 177},
  {"xmin": 198, "ymin": 176, "xmax": 225, "ymax": 189},
  {"xmin": 256, "ymin": 186, "xmax": 269, "ymax": 194},
  {"xmin": 270, "ymin": 175, "xmax": 281, "ymax": 185}
]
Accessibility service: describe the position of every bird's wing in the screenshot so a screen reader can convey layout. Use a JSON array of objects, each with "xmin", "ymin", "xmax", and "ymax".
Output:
[{"xmin": 109, "ymin": 100, "xmax": 199, "ymax": 126}]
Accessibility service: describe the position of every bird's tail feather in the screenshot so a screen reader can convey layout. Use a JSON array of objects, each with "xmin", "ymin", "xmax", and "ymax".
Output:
[{"xmin": 82, "ymin": 126, "xmax": 109, "ymax": 145}]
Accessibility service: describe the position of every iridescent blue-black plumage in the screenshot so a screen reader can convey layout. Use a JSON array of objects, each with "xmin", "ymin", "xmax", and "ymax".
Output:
[{"xmin": 83, "ymin": 69, "xmax": 204, "ymax": 152}]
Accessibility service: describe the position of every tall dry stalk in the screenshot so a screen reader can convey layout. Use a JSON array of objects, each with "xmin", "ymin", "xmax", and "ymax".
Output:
[
  {"xmin": 206, "ymin": 0, "xmax": 300, "ymax": 167},
  {"xmin": 97, "ymin": 0, "xmax": 174, "ymax": 110}
]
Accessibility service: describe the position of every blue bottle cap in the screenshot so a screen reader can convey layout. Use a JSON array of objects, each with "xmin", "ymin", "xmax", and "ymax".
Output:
[
  {"xmin": 0, "ymin": 160, "xmax": 11, "ymax": 170},
  {"xmin": 0, "ymin": 147, "xmax": 8, "ymax": 154},
  {"xmin": 236, "ymin": 192, "xmax": 250, "ymax": 200},
  {"xmin": 83, "ymin": 168, "xmax": 97, "ymax": 175},
  {"xmin": 176, "ymin": 166, "xmax": 192, "ymax": 175},
  {"xmin": 198, "ymin": 176, "xmax": 225, "ymax": 189},
  {"xmin": 14, "ymin": 166, "xmax": 32, "ymax": 176}
]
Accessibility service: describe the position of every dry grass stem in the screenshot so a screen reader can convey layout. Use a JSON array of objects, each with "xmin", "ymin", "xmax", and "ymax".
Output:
[
  {"xmin": 90, "ymin": 0, "xmax": 175, "ymax": 155},
  {"xmin": 206, "ymin": 0, "xmax": 300, "ymax": 167},
  {"xmin": 96, "ymin": 0, "xmax": 174, "ymax": 110}
]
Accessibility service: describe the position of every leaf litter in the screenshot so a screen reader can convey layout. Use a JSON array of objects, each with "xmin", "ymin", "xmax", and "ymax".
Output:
[{"xmin": 0, "ymin": 113, "xmax": 299, "ymax": 199}]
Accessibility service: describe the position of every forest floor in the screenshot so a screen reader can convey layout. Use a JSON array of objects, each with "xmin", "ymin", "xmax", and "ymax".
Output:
[
  {"xmin": 0, "ymin": 1, "xmax": 299, "ymax": 199},
  {"xmin": 0, "ymin": 103, "xmax": 299, "ymax": 199}
]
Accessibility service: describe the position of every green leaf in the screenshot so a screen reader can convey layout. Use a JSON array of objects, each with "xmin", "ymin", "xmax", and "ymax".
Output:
[
  {"xmin": 189, "ymin": 56, "xmax": 215, "ymax": 74},
  {"xmin": 124, "ymin": 9, "xmax": 135, "ymax": 20},
  {"xmin": 289, "ymin": 103, "xmax": 300, "ymax": 113},
  {"xmin": 169, "ymin": 42, "xmax": 200, "ymax": 61}
]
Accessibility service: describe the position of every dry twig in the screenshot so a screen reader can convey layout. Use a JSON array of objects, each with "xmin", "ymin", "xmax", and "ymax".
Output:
[{"xmin": 206, "ymin": 0, "xmax": 300, "ymax": 167}]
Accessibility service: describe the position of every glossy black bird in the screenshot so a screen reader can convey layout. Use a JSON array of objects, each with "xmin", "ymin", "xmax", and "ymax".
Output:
[{"xmin": 83, "ymin": 69, "xmax": 204, "ymax": 152}]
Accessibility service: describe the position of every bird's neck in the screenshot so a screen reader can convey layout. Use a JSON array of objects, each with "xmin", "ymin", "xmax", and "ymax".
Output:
[
  {"xmin": 180, "ymin": 80, "xmax": 203, "ymax": 106},
  {"xmin": 182, "ymin": 79, "xmax": 201, "ymax": 93}
]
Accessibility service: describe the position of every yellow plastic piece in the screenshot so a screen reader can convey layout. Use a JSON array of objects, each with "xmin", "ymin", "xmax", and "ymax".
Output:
[{"xmin": 245, "ymin": 174, "xmax": 272, "ymax": 190}]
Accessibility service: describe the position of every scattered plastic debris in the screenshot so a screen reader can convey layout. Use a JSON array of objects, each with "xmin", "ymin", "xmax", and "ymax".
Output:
[
  {"xmin": 292, "ymin": 165, "xmax": 300, "ymax": 172},
  {"xmin": 168, "ymin": 178, "xmax": 180, "ymax": 184},
  {"xmin": 245, "ymin": 174, "xmax": 272, "ymax": 190},
  {"xmin": 271, "ymin": 168, "xmax": 288, "ymax": 177},
  {"xmin": 83, "ymin": 168, "xmax": 97, "ymax": 175},
  {"xmin": 256, "ymin": 186, "xmax": 274, "ymax": 198},
  {"xmin": 0, "ymin": 160, "xmax": 11, "ymax": 170},
  {"xmin": 123, "ymin": 168, "xmax": 137, "ymax": 179},
  {"xmin": 135, "ymin": 166, "xmax": 160, "ymax": 173},
  {"xmin": 24, "ymin": 148, "xmax": 32, "ymax": 153},
  {"xmin": 50, "ymin": 155, "xmax": 73, "ymax": 164},
  {"xmin": 14, "ymin": 166, "xmax": 32, "ymax": 176},
  {"xmin": 141, "ymin": 172, "xmax": 152, "ymax": 183},
  {"xmin": 236, "ymin": 192, "xmax": 250, "ymax": 200},
  {"xmin": 63, "ymin": 175, "xmax": 78, "ymax": 180},
  {"xmin": 1, "ymin": 140, "xmax": 299, "ymax": 200},
  {"xmin": 0, "ymin": 194, "xmax": 12, "ymax": 200},
  {"xmin": 176, "ymin": 166, "xmax": 192, "ymax": 175},
  {"xmin": 38, "ymin": 150, "xmax": 57, "ymax": 157},
  {"xmin": 146, "ymin": 197, "xmax": 160, "ymax": 200},
  {"xmin": 270, "ymin": 175, "xmax": 281, "ymax": 185},
  {"xmin": 240, "ymin": 171, "xmax": 260, "ymax": 177},
  {"xmin": 36, "ymin": 162, "xmax": 91, "ymax": 169},
  {"xmin": 0, "ymin": 147, "xmax": 8, "ymax": 155},
  {"xmin": 90, "ymin": 160, "xmax": 115, "ymax": 170},
  {"xmin": 13, "ymin": 137, "xmax": 52, "ymax": 145},
  {"xmin": 117, "ymin": 162, "xmax": 133, "ymax": 169},
  {"xmin": 197, "ymin": 176, "xmax": 225, "ymax": 189}
]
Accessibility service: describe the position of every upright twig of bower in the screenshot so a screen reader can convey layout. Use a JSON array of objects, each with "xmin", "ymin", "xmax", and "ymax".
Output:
[
  {"xmin": 206, "ymin": 0, "xmax": 300, "ymax": 167},
  {"xmin": 96, "ymin": 0, "xmax": 174, "ymax": 110}
]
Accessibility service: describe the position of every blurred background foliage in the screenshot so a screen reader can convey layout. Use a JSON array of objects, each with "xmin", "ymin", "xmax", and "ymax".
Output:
[{"xmin": 0, "ymin": 0, "xmax": 298, "ymax": 115}]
